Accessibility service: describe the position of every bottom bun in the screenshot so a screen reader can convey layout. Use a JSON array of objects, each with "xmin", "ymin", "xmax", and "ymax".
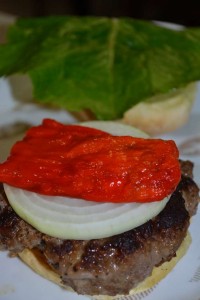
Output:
[{"xmin": 18, "ymin": 233, "xmax": 191, "ymax": 299}]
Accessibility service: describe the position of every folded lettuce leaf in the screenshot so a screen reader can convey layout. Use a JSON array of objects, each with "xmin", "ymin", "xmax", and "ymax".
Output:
[{"xmin": 0, "ymin": 16, "xmax": 200, "ymax": 119}]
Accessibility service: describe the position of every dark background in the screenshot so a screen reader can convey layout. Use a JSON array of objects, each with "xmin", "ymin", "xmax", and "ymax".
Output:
[{"xmin": 0, "ymin": 0, "xmax": 200, "ymax": 27}]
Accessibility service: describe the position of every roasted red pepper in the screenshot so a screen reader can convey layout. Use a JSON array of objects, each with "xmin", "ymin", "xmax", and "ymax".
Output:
[{"xmin": 0, "ymin": 119, "xmax": 181, "ymax": 203}]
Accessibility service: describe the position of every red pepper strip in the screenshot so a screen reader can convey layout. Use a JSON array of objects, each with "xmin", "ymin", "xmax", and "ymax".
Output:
[{"xmin": 0, "ymin": 119, "xmax": 181, "ymax": 203}]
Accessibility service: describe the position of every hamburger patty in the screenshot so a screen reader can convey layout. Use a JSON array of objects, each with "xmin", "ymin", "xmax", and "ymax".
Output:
[{"xmin": 0, "ymin": 160, "xmax": 199, "ymax": 296}]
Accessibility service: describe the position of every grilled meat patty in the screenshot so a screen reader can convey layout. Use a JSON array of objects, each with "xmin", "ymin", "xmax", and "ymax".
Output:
[{"xmin": 0, "ymin": 160, "xmax": 199, "ymax": 296}]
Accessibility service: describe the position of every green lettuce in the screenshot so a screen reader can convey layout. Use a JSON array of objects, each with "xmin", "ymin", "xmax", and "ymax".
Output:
[{"xmin": 0, "ymin": 16, "xmax": 200, "ymax": 119}]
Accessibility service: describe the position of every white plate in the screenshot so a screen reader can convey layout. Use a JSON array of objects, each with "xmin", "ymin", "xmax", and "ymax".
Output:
[
  {"xmin": 0, "ymin": 20, "xmax": 200, "ymax": 299},
  {"xmin": 0, "ymin": 77, "xmax": 199, "ymax": 300}
]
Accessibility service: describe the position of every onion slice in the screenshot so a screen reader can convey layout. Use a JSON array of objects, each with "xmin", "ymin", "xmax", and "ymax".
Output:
[
  {"xmin": 4, "ymin": 184, "xmax": 169, "ymax": 239},
  {"xmin": 4, "ymin": 121, "xmax": 171, "ymax": 240}
]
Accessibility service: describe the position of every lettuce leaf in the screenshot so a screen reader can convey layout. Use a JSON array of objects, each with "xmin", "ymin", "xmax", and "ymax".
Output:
[{"xmin": 0, "ymin": 16, "xmax": 200, "ymax": 119}]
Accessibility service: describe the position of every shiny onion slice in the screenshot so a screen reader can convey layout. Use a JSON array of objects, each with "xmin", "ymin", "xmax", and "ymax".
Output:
[
  {"xmin": 0, "ymin": 119, "xmax": 181, "ymax": 203},
  {"xmin": 4, "ymin": 183, "xmax": 170, "ymax": 240}
]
